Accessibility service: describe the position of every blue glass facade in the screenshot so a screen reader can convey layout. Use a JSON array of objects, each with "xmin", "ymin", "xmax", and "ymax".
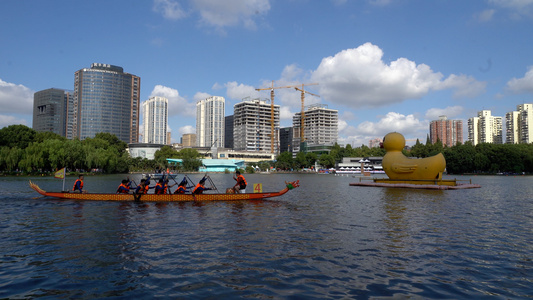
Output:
[{"xmin": 73, "ymin": 63, "xmax": 140, "ymax": 143}]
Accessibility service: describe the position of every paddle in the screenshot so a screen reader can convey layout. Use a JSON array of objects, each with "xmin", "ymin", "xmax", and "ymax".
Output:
[{"xmin": 206, "ymin": 174, "xmax": 219, "ymax": 193}]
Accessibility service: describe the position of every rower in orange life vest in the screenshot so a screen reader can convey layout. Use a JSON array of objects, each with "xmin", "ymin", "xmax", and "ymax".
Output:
[
  {"xmin": 174, "ymin": 177, "xmax": 188, "ymax": 194},
  {"xmin": 192, "ymin": 177, "xmax": 212, "ymax": 194},
  {"xmin": 154, "ymin": 179, "xmax": 165, "ymax": 194},
  {"xmin": 73, "ymin": 175, "xmax": 86, "ymax": 193},
  {"xmin": 116, "ymin": 178, "xmax": 132, "ymax": 194},
  {"xmin": 134, "ymin": 179, "xmax": 154, "ymax": 194},
  {"xmin": 233, "ymin": 170, "xmax": 247, "ymax": 193}
]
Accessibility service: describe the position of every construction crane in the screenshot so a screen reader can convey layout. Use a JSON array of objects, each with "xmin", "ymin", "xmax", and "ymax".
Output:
[
  {"xmin": 294, "ymin": 83, "xmax": 319, "ymax": 141},
  {"xmin": 255, "ymin": 81, "xmax": 301, "ymax": 153}
]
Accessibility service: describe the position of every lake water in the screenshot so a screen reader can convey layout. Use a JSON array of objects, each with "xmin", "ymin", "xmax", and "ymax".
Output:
[{"xmin": 1, "ymin": 173, "xmax": 531, "ymax": 299}]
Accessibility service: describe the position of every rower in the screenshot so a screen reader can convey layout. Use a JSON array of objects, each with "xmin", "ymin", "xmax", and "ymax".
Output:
[{"xmin": 192, "ymin": 177, "xmax": 211, "ymax": 194}]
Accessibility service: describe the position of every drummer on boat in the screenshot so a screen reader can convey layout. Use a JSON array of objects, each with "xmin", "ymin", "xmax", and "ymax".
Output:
[{"xmin": 233, "ymin": 170, "xmax": 247, "ymax": 193}]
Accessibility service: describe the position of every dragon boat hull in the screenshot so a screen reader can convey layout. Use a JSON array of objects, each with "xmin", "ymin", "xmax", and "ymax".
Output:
[{"xmin": 29, "ymin": 180, "xmax": 299, "ymax": 202}]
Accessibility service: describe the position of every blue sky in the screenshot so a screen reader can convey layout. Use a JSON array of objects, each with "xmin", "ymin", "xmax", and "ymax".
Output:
[{"xmin": 1, "ymin": 0, "xmax": 533, "ymax": 146}]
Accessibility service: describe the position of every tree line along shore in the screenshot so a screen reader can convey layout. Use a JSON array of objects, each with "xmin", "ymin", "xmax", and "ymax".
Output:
[{"xmin": 1, "ymin": 125, "xmax": 533, "ymax": 176}]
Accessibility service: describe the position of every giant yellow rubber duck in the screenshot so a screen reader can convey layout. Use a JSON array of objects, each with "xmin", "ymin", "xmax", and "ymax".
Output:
[{"xmin": 382, "ymin": 132, "xmax": 446, "ymax": 181}]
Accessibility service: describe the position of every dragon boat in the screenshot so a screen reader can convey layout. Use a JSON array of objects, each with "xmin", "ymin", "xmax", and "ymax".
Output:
[{"xmin": 29, "ymin": 180, "xmax": 300, "ymax": 202}]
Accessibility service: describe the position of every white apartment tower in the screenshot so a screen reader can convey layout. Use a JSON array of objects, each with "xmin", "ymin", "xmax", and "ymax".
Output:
[
  {"xmin": 506, "ymin": 103, "xmax": 533, "ymax": 144},
  {"xmin": 142, "ymin": 96, "xmax": 168, "ymax": 144},
  {"xmin": 233, "ymin": 98, "xmax": 280, "ymax": 152},
  {"xmin": 292, "ymin": 104, "xmax": 338, "ymax": 152},
  {"xmin": 196, "ymin": 96, "xmax": 225, "ymax": 148},
  {"xmin": 468, "ymin": 110, "xmax": 503, "ymax": 145}
]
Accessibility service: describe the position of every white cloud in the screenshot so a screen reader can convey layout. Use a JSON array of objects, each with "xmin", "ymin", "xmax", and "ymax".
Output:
[
  {"xmin": 438, "ymin": 74, "xmax": 486, "ymax": 98},
  {"xmin": 0, "ymin": 114, "xmax": 29, "ymax": 128},
  {"xmin": 506, "ymin": 66, "xmax": 533, "ymax": 93},
  {"xmin": 280, "ymin": 106, "xmax": 294, "ymax": 123},
  {"xmin": 310, "ymin": 43, "xmax": 485, "ymax": 109},
  {"xmin": 149, "ymin": 85, "xmax": 196, "ymax": 117},
  {"xmin": 224, "ymin": 81, "xmax": 261, "ymax": 100},
  {"xmin": 336, "ymin": 112, "xmax": 428, "ymax": 148},
  {"xmin": 154, "ymin": 0, "xmax": 271, "ymax": 31},
  {"xmin": 178, "ymin": 125, "xmax": 196, "ymax": 135},
  {"xmin": 0, "ymin": 78, "xmax": 34, "ymax": 115},
  {"xmin": 489, "ymin": 0, "xmax": 533, "ymax": 10},
  {"xmin": 153, "ymin": 0, "xmax": 187, "ymax": 20},
  {"xmin": 281, "ymin": 64, "xmax": 305, "ymax": 81},
  {"xmin": 192, "ymin": 0, "xmax": 270, "ymax": 31},
  {"xmin": 476, "ymin": 9, "xmax": 496, "ymax": 22},
  {"xmin": 425, "ymin": 106, "xmax": 464, "ymax": 120},
  {"xmin": 194, "ymin": 92, "xmax": 212, "ymax": 102},
  {"xmin": 487, "ymin": 0, "xmax": 533, "ymax": 19}
]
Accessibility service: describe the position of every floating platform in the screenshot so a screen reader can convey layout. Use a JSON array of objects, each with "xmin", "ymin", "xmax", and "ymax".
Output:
[{"xmin": 349, "ymin": 178, "xmax": 481, "ymax": 190}]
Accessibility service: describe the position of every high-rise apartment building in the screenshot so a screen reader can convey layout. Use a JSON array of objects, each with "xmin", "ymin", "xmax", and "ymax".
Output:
[
  {"xmin": 505, "ymin": 111, "xmax": 520, "ymax": 144},
  {"xmin": 32, "ymin": 88, "xmax": 73, "ymax": 138},
  {"xmin": 429, "ymin": 115, "xmax": 463, "ymax": 147},
  {"xmin": 196, "ymin": 96, "xmax": 225, "ymax": 148},
  {"xmin": 233, "ymin": 99, "xmax": 280, "ymax": 152},
  {"xmin": 468, "ymin": 110, "xmax": 502, "ymax": 145},
  {"xmin": 506, "ymin": 104, "xmax": 533, "ymax": 144},
  {"xmin": 292, "ymin": 104, "xmax": 338, "ymax": 152},
  {"xmin": 73, "ymin": 63, "xmax": 140, "ymax": 143},
  {"xmin": 142, "ymin": 96, "xmax": 168, "ymax": 144}
]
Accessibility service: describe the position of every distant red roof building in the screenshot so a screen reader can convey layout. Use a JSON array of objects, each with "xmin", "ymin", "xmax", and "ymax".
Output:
[{"xmin": 429, "ymin": 115, "xmax": 463, "ymax": 147}]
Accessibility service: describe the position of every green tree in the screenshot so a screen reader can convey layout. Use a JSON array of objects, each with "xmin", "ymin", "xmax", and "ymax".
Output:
[
  {"xmin": 295, "ymin": 152, "xmax": 307, "ymax": 168},
  {"xmin": 276, "ymin": 151, "xmax": 293, "ymax": 170},
  {"xmin": 318, "ymin": 154, "xmax": 335, "ymax": 168},
  {"xmin": 0, "ymin": 125, "xmax": 36, "ymax": 149}
]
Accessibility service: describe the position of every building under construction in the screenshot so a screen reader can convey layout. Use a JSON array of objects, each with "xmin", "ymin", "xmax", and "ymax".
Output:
[
  {"xmin": 233, "ymin": 98, "xmax": 280, "ymax": 153},
  {"xmin": 292, "ymin": 104, "xmax": 338, "ymax": 153}
]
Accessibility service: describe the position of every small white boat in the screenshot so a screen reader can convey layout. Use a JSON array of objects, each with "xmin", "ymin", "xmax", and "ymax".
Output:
[{"xmin": 142, "ymin": 173, "xmax": 178, "ymax": 180}]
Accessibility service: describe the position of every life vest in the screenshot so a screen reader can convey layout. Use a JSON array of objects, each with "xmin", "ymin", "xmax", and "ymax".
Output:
[
  {"xmin": 73, "ymin": 179, "xmax": 83, "ymax": 191},
  {"xmin": 236, "ymin": 175, "xmax": 247, "ymax": 188},
  {"xmin": 163, "ymin": 182, "xmax": 170, "ymax": 194},
  {"xmin": 117, "ymin": 183, "xmax": 129, "ymax": 193},
  {"xmin": 175, "ymin": 185, "xmax": 186, "ymax": 194},
  {"xmin": 193, "ymin": 183, "xmax": 205, "ymax": 194},
  {"xmin": 135, "ymin": 184, "xmax": 149, "ymax": 194},
  {"xmin": 155, "ymin": 183, "xmax": 164, "ymax": 194}
]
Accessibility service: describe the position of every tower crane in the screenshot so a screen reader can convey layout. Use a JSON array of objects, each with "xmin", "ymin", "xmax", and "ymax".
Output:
[
  {"xmin": 255, "ymin": 81, "xmax": 299, "ymax": 153},
  {"xmin": 255, "ymin": 81, "xmax": 319, "ymax": 153},
  {"xmin": 294, "ymin": 83, "xmax": 319, "ymax": 141}
]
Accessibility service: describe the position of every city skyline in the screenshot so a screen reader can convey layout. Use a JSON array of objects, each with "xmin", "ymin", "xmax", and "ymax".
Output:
[{"xmin": 2, "ymin": 1, "xmax": 533, "ymax": 146}]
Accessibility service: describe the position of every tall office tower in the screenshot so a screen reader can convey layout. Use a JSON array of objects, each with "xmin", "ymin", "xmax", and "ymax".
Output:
[
  {"xmin": 506, "ymin": 111, "xmax": 520, "ymax": 144},
  {"xmin": 292, "ymin": 104, "xmax": 338, "ymax": 152},
  {"xmin": 182, "ymin": 133, "xmax": 196, "ymax": 147},
  {"xmin": 73, "ymin": 63, "xmax": 140, "ymax": 143},
  {"xmin": 233, "ymin": 98, "xmax": 280, "ymax": 152},
  {"xmin": 468, "ymin": 110, "xmax": 503, "ymax": 145},
  {"xmin": 429, "ymin": 115, "xmax": 463, "ymax": 147},
  {"xmin": 196, "ymin": 96, "xmax": 225, "ymax": 148},
  {"xmin": 225, "ymin": 115, "xmax": 234, "ymax": 149},
  {"xmin": 32, "ymin": 88, "xmax": 73, "ymax": 138},
  {"xmin": 279, "ymin": 127, "xmax": 293, "ymax": 153},
  {"xmin": 142, "ymin": 96, "xmax": 168, "ymax": 144}
]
